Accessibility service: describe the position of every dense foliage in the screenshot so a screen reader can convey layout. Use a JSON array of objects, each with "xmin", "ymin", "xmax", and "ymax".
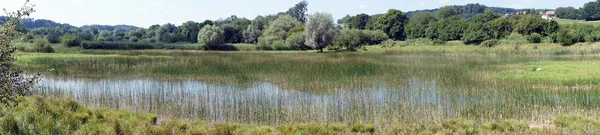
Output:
[{"xmin": 0, "ymin": 0, "xmax": 37, "ymax": 106}]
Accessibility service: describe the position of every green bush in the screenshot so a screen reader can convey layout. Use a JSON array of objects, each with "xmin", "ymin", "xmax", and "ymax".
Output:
[
  {"xmin": 557, "ymin": 29, "xmax": 578, "ymax": 46},
  {"xmin": 525, "ymin": 33, "xmax": 543, "ymax": 43},
  {"xmin": 128, "ymin": 36, "xmax": 139, "ymax": 42},
  {"xmin": 60, "ymin": 34, "xmax": 82, "ymax": 47},
  {"xmin": 34, "ymin": 38, "xmax": 54, "ymax": 53},
  {"xmin": 46, "ymin": 32, "xmax": 61, "ymax": 43},
  {"xmin": 380, "ymin": 39, "xmax": 398, "ymax": 48},
  {"xmin": 363, "ymin": 30, "xmax": 389, "ymax": 45},
  {"xmin": 481, "ymin": 39, "xmax": 499, "ymax": 47}
]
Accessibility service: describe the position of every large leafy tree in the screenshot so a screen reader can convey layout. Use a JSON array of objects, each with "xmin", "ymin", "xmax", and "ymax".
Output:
[
  {"xmin": 512, "ymin": 15, "xmax": 546, "ymax": 35},
  {"xmin": 156, "ymin": 23, "xmax": 177, "ymax": 43},
  {"xmin": 286, "ymin": 0, "xmax": 309, "ymax": 23},
  {"xmin": 583, "ymin": 0, "xmax": 600, "ymax": 21},
  {"xmin": 305, "ymin": 12, "xmax": 336, "ymax": 52},
  {"xmin": 178, "ymin": 21, "xmax": 201, "ymax": 43},
  {"xmin": 261, "ymin": 15, "xmax": 301, "ymax": 45},
  {"xmin": 347, "ymin": 14, "xmax": 370, "ymax": 30},
  {"xmin": 436, "ymin": 6, "xmax": 458, "ymax": 19},
  {"xmin": 406, "ymin": 12, "xmax": 436, "ymax": 39},
  {"xmin": 243, "ymin": 25, "xmax": 261, "ymax": 43},
  {"xmin": 373, "ymin": 9, "xmax": 408, "ymax": 40},
  {"xmin": 1, "ymin": 0, "xmax": 37, "ymax": 106},
  {"xmin": 198, "ymin": 25, "xmax": 225, "ymax": 50}
]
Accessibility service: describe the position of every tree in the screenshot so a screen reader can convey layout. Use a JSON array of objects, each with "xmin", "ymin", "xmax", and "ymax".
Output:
[
  {"xmin": 471, "ymin": 10, "xmax": 500, "ymax": 23},
  {"xmin": 525, "ymin": 33, "xmax": 543, "ymax": 43},
  {"xmin": 0, "ymin": 0, "xmax": 37, "ymax": 106},
  {"xmin": 436, "ymin": 6, "xmax": 458, "ymax": 19},
  {"xmin": 198, "ymin": 25, "xmax": 225, "ymax": 50},
  {"xmin": 129, "ymin": 28, "xmax": 145, "ymax": 39},
  {"xmin": 512, "ymin": 15, "xmax": 546, "ymax": 35},
  {"xmin": 373, "ymin": 9, "xmax": 408, "ymax": 40},
  {"xmin": 46, "ymin": 32, "xmax": 60, "ymax": 43},
  {"xmin": 34, "ymin": 38, "xmax": 53, "ymax": 53},
  {"xmin": 556, "ymin": 7, "xmax": 583, "ymax": 20},
  {"xmin": 156, "ymin": 23, "xmax": 177, "ymax": 43},
  {"xmin": 60, "ymin": 34, "xmax": 82, "ymax": 47},
  {"xmin": 305, "ymin": 12, "xmax": 336, "ymax": 52},
  {"xmin": 557, "ymin": 28, "xmax": 577, "ymax": 46},
  {"xmin": 96, "ymin": 30, "xmax": 112, "ymax": 41},
  {"xmin": 488, "ymin": 18, "xmax": 512, "ymax": 39},
  {"xmin": 427, "ymin": 16, "xmax": 466, "ymax": 41},
  {"xmin": 406, "ymin": 12, "xmax": 436, "ymax": 39},
  {"xmin": 462, "ymin": 22, "xmax": 492, "ymax": 45},
  {"xmin": 287, "ymin": 0, "xmax": 309, "ymax": 23},
  {"xmin": 145, "ymin": 24, "xmax": 160, "ymax": 39},
  {"xmin": 583, "ymin": 0, "xmax": 600, "ymax": 21},
  {"xmin": 335, "ymin": 29, "xmax": 364, "ymax": 51},
  {"xmin": 243, "ymin": 25, "xmax": 261, "ymax": 43},
  {"xmin": 112, "ymin": 29, "xmax": 124, "ymax": 41},
  {"xmin": 348, "ymin": 14, "xmax": 370, "ymax": 30},
  {"xmin": 76, "ymin": 29, "xmax": 94, "ymax": 41},
  {"xmin": 177, "ymin": 21, "xmax": 201, "ymax": 43},
  {"xmin": 261, "ymin": 15, "xmax": 301, "ymax": 46},
  {"xmin": 285, "ymin": 32, "xmax": 306, "ymax": 50}
]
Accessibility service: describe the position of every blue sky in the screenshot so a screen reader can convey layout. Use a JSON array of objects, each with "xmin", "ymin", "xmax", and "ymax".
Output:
[{"xmin": 2, "ymin": 0, "xmax": 592, "ymax": 27}]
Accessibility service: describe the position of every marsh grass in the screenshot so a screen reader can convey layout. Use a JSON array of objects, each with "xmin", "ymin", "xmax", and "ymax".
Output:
[
  {"xmin": 12, "ymin": 43, "xmax": 600, "ymax": 132},
  {"xmin": 7, "ymin": 96, "xmax": 589, "ymax": 135}
]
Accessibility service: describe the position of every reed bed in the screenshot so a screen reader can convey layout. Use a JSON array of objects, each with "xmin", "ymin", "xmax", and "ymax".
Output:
[{"xmin": 14, "ymin": 44, "xmax": 600, "ymax": 128}]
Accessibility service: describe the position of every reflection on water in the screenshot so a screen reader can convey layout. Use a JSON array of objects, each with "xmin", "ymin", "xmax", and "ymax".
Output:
[{"xmin": 35, "ymin": 77, "xmax": 600, "ymax": 124}]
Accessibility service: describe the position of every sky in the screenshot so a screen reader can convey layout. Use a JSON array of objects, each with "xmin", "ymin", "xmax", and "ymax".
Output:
[{"xmin": 1, "ymin": 0, "xmax": 592, "ymax": 28}]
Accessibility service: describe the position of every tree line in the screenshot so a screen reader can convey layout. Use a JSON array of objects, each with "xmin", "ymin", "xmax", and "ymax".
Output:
[
  {"xmin": 555, "ymin": 0, "xmax": 600, "ymax": 21},
  {"xmin": 9, "ymin": 0, "xmax": 600, "ymax": 52}
]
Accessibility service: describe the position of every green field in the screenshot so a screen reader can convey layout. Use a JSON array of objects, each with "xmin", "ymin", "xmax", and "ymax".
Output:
[
  {"xmin": 556, "ymin": 19, "xmax": 600, "ymax": 26},
  {"xmin": 7, "ymin": 43, "xmax": 600, "ymax": 134}
]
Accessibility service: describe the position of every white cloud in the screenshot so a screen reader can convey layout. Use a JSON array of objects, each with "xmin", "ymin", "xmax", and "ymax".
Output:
[{"xmin": 359, "ymin": 4, "xmax": 368, "ymax": 9}]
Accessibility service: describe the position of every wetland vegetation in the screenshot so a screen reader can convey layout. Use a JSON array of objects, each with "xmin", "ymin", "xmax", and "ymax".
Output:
[{"xmin": 5, "ymin": 0, "xmax": 600, "ymax": 134}]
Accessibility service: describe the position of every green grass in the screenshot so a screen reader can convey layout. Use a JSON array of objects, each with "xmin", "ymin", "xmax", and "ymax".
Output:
[
  {"xmin": 556, "ymin": 19, "xmax": 600, "ymax": 26},
  {"xmin": 4, "ymin": 96, "xmax": 600, "ymax": 134},
  {"xmin": 500, "ymin": 61, "xmax": 600, "ymax": 85}
]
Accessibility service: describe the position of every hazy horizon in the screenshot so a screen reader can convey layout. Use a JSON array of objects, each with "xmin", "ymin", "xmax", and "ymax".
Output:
[{"xmin": 2, "ymin": 0, "xmax": 591, "ymax": 28}]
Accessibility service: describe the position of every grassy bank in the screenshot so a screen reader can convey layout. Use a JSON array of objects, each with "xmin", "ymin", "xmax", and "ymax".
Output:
[{"xmin": 2, "ymin": 96, "xmax": 600, "ymax": 134}]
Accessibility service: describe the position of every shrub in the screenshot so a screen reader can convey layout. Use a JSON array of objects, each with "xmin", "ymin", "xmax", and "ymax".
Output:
[
  {"xmin": 481, "ymin": 39, "xmax": 499, "ymax": 47},
  {"xmin": 285, "ymin": 33, "xmax": 307, "ymax": 50},
  {"xmin": 557, "ymin": 29, "xmax": 578, "ymax": 46},
  {"xmin": 363, "ymin": 30, "xmax": 389, "ymax": 45},
  {"xmin": 46, "ymin": 32, "xmax": 61, "ymax": 43},
  {"xmin": 380, "ymin": 39, "xmax": 398, "ymax": 48},
  {"xmin": 60, "ymin": 34, "xmax": 82, "ymax": 47},
  {"xmin": 198, "ymin": 25, "xmax": 225, "ymax": 50},
  {"xmin": 34, "ymin": 38, "xmax": 54, "ymax": 53},
  {"xmin": 525, "ymin": 33, "xmax": 543, "ymax": 43},
  {"xmin": 128, "ymin": 36, "xmax": 139, "ymax": 42}
]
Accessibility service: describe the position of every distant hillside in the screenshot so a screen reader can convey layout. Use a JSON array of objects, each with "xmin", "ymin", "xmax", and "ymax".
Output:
[
  {"xmin": 0, "ymin": 16, "xmax": 140, "ymax": 32},
  {"xmin": 405, "ymin": 3, "xmax": 552, "ymax": 18},
  {"xmin": 80, "ymin": 25, "xmax": 140, "ymax": 32}
]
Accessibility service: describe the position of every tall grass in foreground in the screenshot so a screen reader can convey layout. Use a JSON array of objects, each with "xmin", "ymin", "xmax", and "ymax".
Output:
[{"xmin": 3, "ymin": 96, "xmax": 600, "ymax": 134}]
